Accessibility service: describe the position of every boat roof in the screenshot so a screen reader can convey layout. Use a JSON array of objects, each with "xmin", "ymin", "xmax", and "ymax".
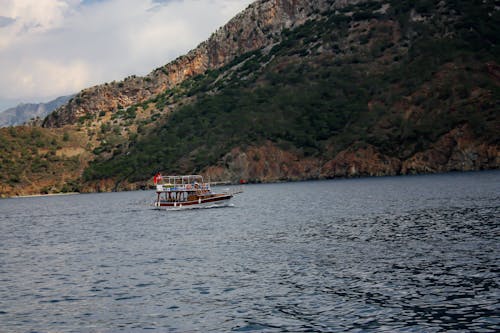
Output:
[{"xmin": 159, "ymin": 174, "xmax": 204, "ymax": 183}]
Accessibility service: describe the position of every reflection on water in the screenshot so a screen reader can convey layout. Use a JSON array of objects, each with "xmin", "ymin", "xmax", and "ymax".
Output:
[{"xmin": 0, "ymin": 171, "xmax": 499, "ymax": 332}]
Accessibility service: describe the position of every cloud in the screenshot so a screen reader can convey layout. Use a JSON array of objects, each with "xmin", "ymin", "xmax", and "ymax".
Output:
[
  {"xmin": 0, "ymin": 0, "xmax": 74, "ymax": 47},
  {"xmin": 2, "ymin": 58, "xmax": 90, "ymax": 99},
  {"xmin": 0, "ymin": 0, "xmax": 252, "ymax": 109}
]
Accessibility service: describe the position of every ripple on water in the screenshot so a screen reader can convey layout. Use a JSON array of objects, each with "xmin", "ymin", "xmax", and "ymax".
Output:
[{"xmin": 0, "ymin": 172, "xmax": 499, "ymax": 332}]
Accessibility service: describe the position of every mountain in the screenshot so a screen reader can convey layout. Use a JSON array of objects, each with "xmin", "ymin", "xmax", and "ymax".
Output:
[
  {"xmin": 43, "ymin": 0, "xmax": 332, "ymax": 127},
  {"xmin": 0, "ymin": 95, "xmax": 73, "ymax": 127},
  {"xmin": 1, "ymin": 0, "xmax": 499, "ymax": 196}
]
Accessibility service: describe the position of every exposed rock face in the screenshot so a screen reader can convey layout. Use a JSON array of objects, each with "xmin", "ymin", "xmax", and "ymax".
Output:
[
  {"xmin": 322, "ymin": 146, "xmax": 402, "ymax": 178},
  {"xmin": 401, "ymin": 126, "xmax": 500, "ymax": 174},
  {"xmin": 204, "ymin": 142, "xmax": 322, "ymax": 182},
  {"xmin": 203, "ymin": 126, "xmax": 499, "ymax": 183},
  {"xmin": 43, "ymin": 0, "xmax": 348, "ymax": 128}
]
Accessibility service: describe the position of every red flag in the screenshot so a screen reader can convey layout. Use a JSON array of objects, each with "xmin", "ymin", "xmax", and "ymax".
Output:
[{"xmin": 154, "ymin": 173, "xmax": 162, "ymax": 185}]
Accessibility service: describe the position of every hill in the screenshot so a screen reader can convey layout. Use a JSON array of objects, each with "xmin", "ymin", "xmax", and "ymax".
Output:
[
  {"xmin": 0, "ymin": 95, "xmax": 73, "ymax": 127},
  {"xmin": 0, "ymin": 126, "xmax": 89, "ymax": 197},
  {"xmin": 79, "ymin": 0, "xmax": 500, "ymax": 189},
  {"xmin": 2, "ymin": 0, "xmax": 499, "ymax": 195}
]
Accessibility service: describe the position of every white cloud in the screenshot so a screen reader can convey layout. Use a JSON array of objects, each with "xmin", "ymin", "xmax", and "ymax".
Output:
[
  {"xmin": 3, "ymin": 58, "xmax": 90, "ymax": 98},
  {"xmin": 0, "ymin": 0, "xmax": 75, "ymax": 48},
  {"xmin": 0, "ymin": 0, "xmax": 253, "ymax": 110}
]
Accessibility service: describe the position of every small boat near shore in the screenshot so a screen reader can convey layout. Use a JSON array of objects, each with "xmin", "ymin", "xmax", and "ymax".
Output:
[{"xmin": 153, "ymin": 174, "xmax": 241, "ymax": 209}]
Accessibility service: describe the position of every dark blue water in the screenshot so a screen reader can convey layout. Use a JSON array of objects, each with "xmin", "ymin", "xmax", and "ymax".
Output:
[{"xmin": 0, "ymin": 171, "xmax": 499, "ymax": 332}]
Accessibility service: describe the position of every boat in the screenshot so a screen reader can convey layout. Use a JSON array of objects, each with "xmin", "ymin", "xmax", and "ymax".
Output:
[{"xmin": 152, "ymin": 174, "xmax": 238, "ymax": 209}]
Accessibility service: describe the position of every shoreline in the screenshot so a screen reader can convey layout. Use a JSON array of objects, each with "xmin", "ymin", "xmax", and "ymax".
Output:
[
  {"xmin": 2, "ymin": 169, "xmax": 498, "ymax": 199},
  {"xmin": 10, "ymin": 192, "xmax": 80, "ymax": 199}
]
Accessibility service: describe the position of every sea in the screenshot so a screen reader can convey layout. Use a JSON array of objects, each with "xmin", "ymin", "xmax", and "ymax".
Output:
[{"xmin": 0, "ymin": 171, "xmax": 498, "ymax": 332}]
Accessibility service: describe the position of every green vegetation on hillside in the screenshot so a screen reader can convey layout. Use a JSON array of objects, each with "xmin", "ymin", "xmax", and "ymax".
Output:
[
  {"xmin": 83, "ymin": 0, "xmax": 499, "ymax": 182},
  {"xmin": 0, "ymin": 127, "xmax": 84, "ymax": 195}
]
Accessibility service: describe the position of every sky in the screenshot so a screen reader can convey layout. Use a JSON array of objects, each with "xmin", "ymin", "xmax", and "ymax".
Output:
[{"xmin": 0, "ymin": 0, "xmax": 253, "ymax": 111}]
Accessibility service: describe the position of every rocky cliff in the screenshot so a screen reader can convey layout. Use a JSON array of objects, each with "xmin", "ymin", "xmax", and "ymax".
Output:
[
  {"xmin": 201, "ymin": 124, "xmax": 498, "ymax": 183},
  {"xmin": 43, "ymin": 0, "xmax": 339, "ymax": 127}
]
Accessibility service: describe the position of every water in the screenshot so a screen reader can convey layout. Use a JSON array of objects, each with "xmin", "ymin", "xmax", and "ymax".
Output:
[{"xmin": 0, "ymin": 171, "xmax": 499, "ymax": 332}]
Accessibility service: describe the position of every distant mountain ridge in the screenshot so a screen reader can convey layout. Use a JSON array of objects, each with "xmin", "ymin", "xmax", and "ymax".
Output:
[{"xmin": 0, "ymin": 95, "xmax": 73, "ymax": 127}]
